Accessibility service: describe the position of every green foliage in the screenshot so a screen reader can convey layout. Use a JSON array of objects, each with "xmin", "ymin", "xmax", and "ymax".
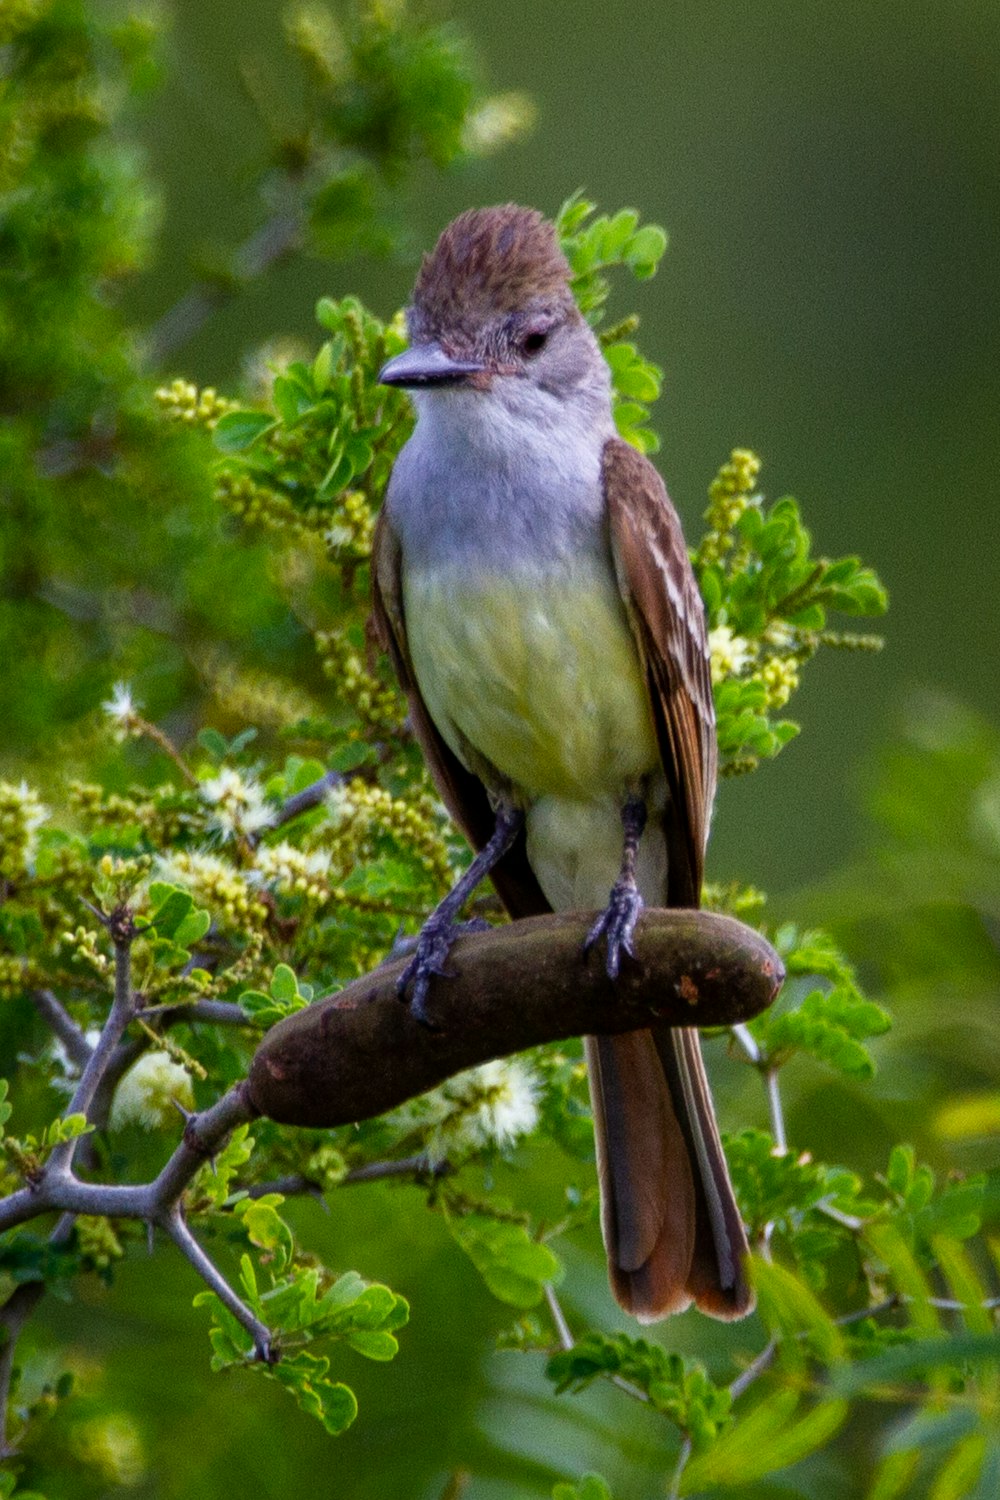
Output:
[
  {"xmin": 552, "ymin": 1475, "xmax": 613, "ymax": 1500},
  {"xmin": 195, "ymin": 1206, "xmax": 409, "ymax": 1434},
  {"xmin": 203, "ymin": 295, "xmax": 411, "ymax": 547},
  {"xmin": 238, "ymin": 963, "xmax": 313, "ymax": 1026},
  {"xmin": 696, "ymin": 450, "xmax": 888, "ymax": 774},
  {"xmin": 750, "ymin": 925, "xmax": 892, "ymax": 1079},
  {"xmin": 547, "ymin": 1333, "xmax": 732, "ymax": 1450},
  {"xmin": 556, "ymin": 194, "xmax": 668, "ymax": 452},
  {"xmin": 445, "ymin": 1202, "xmax": 561, "ymax": 1308}
]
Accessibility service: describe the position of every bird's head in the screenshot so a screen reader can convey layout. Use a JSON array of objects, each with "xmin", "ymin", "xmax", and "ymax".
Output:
[{"xmin": 378, "ymin": 206, "xmax": 609, "ymax": 414}]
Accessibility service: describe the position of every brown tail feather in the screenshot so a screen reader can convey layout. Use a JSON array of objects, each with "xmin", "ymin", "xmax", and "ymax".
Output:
[{"xmin": 586, "ymin": 1028, "xmax": 753, "ymax": 1322}]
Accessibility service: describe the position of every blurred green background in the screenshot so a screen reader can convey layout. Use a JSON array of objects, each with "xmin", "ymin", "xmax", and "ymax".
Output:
[{"xmin": 8, "ymin": 1, "xmax": 1000, "ymax": 1496}]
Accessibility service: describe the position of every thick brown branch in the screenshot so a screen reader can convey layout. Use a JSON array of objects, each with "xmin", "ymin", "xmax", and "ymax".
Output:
[{"xmin": 248, "ymin": 908, "xmax": 783, "ymax": 1128}]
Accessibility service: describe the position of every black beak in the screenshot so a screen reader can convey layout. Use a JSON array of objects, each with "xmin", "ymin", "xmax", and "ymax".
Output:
[{"xmin": 377, "ymin": 344, "xmax": 486, "ymax": 388}]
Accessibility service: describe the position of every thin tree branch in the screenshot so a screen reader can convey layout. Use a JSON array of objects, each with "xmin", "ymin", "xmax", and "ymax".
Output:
[
  {"xmin": 544, "ymin": 1284, "xmax": 574, "ymax": 1353},
  {"xmin": 729, "ymin": 1338, "xmax": 778, "ymax": 1401},
  {"xmin": 667, "ymin": 1437, "xmax": 692, "ymax": 1500},
  {"xmin": 30, "ymin": 990, "xmax": 92, "ymax": 1068},
  {"xmin": 47, "ymin": 908, "xmax": 137, "ymax": 1175},
  {"xmin": 161, "ymin": 1204, "xmax": 273, "ymax": 1362},
  {"xmin": 342, "ymin": 1154, "xmax": 451, "ymax": 1185},
  {"xmin": 261, "ymin": 769, "xmax": 345, "ymax": 838},
  {"xmin": 138, "ymin": 1000, "xmax": 250, "ymax": 1027},
  {"xmin": 765, "ymin": 1067, "xmax": 787, "ymax": 1152},
  {"xmin": 145, "ymin": 211, "xmax": 302, "ymax": 365}
]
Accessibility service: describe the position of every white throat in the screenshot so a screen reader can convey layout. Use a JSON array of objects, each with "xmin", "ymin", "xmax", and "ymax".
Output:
[{"xmin": 386, "ymin": 377, "xmax": 616, "ymax": 572}]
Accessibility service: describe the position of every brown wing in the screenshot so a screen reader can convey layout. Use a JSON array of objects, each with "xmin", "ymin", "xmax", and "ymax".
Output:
[
  {"xmin": 602, "ymin": 438, "xmax": 717, "ymax": 906},
  {"xmin": 599, "ymin": 439, "xmax": 753, "ymax": 1320},
  {"xmin": 370, "ymin": 505, "xmax": 549, "ymax": 921}
]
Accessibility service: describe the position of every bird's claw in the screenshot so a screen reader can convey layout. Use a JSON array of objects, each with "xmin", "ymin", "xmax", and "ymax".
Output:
[
  {"xmin": 585, "ymin": 882, "xmax": 644, "ymax": 980},
  {"xmin": 396, "ymin": 916, "xmax": 490, "ymax": 1027}
]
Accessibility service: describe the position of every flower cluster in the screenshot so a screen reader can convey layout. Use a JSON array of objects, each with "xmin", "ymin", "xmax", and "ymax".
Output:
[
  {"xmin": 101, "ymin": 683, "xmax": 144, "ymax": 743},
  {"xmin": 695, "ymin": 449, "xmax": 886, "ymax": 773},
  {"xmin": 395, "ymin": 1059, "xmax": 541, "ymax": 1164},
  {"xmin": 696, "ymin": 447, "xmax": 761, "ymax": 567},
  {"xmin": 325, "ymin": 489, "xmax": 375, "ymax": 560},
  {"xmin": 215, "ymin": 468, "xmax": 319, "ymax": 536},
  {"xmin": 315, "ymin": 629, "xmax": 402, "ymax": 735},
  {"xmin": 0, "ymin": 778, "xmax": 48, "ymax": 880},
  {"xmin": 200, "ymin": 768, "xmax": 273, "ymax": 842},
  {"xmin": 154, "ymin": 379, "xmax": 237, "ymax": 430},
  {"xmin": 326, "ymin": 778, "xmax": 453, "ymax": 890},
  {"xmin": 110, "ymin": 1050, "xmax": 195, "ymax": 1131},
  {"xmin": 154, "ymin": 850, "xmax": 268, "ymax": 934}
]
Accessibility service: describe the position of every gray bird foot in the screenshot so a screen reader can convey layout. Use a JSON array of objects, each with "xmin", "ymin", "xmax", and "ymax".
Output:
[
  {"xmin": 585, "ymin": 882, "xmax": 645, "ymax": 980},
  {"xmin": 397, "ymin": 915, "xmax": 490, "ymax": 1027}
]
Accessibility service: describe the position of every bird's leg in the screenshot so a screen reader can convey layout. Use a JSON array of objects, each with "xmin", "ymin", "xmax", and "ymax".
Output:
[
  {"xmin": 585, "ymin": 793, "xmax": 648, "ymax": 979},
  {"xmin": 398, "ymin": 801, "xmax": 525, "ymax": 1026}
]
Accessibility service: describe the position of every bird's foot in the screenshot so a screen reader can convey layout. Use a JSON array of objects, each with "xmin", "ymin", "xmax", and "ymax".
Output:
[
  {"xmin": 396, "ymin": 915, "xmax": 490, "ymax": 1027},
  {"xmin": 585, "ymin": 881, "xmax": 644, "ymax": 980}
]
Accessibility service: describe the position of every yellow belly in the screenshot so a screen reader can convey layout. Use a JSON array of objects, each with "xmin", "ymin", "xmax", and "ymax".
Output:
[{"xmin": 404, "ymin": 562, "xmax": 659, "ymax": 802}]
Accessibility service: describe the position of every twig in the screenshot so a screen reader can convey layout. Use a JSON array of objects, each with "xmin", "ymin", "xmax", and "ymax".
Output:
[
  {"xmin": 667, "ymin": 1436, "xmax": 692, "ymax": 1500},
  {"xmin": 0, "ymin": 1214, "xmax": 74, "ymax": 1458},
  {"xmin": 732, "ymin": 1024, "xmax": 787, "ymax": 1150},
  {"xmin": 145, "ymin": 211, "xmax": 302, "ymax": 364},
  {"xmin": 47, "ymin": 907, "xmax": 137, "ymax": 1175},
  {"xmin": 765, "ymin": 1067, "xmax": 787, "ymax": 1153},
  {"xmin": 246, "ymin": 1174, "xmax": 325, "ymax": 1202},
  {"xmin": 544, "ymin": 1284, "xmax": 574, "ymax": 1353},
  {"xmin": 138, "ymin": 1000, "xmax": 249, "ymax": 1026},
  {"xmin": 342, "ymin": 1154, "xmax": 451, "ymax": 1185},
  {"xmin": 162, "ymin": 1204, "xmax": 273, "ymax": 1362},
  {"xmin": 133, "ymin": 716, "xmax": 198, "ymax": 787},
  {"xmin": 729, "ymin": 1338, "xmax": 778, "ymax": 1401},
  {"xmin": 260, "ymin": 770, "xmax": 345, "ymax": 840},
  {"xmin": 30, "ymin": 990, "xmax": 92, "ymax": 1069}
]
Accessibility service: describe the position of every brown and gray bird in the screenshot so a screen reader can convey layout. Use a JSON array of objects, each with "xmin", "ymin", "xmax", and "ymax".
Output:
[{"xmin": 373, "ymin": 205, "xmax": 752, "ymax": 1320}]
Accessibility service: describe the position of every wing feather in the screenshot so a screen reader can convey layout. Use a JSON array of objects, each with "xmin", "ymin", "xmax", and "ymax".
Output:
[{"xmin": 602, "ymin": 437, "xmax": 716, "ymax": 904}]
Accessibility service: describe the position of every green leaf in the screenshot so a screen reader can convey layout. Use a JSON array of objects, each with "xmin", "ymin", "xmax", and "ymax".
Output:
[
  {"xmin": 213, "ymin": 410, "xmax": 274, "ymax": 453},
  {"xmin": 345, "ymin": 1329, "xmax": 399, "ymax": 1361},
  {"xmin": 270, "ymin": 1350, "xmax": 358, "ymax": 1435},
  {"xmin": 552, "ymin": 1477, "xmax": 614, "ymax": 1500},
  {"xmin": 446, "ymin": 1210, "xmax": 560, "ymax": 1307},
  {"xmin": 147, "ymin": 883, "xmax": 195, "ymax": 939},
  {"xmin": 752, "ymin": 1258, "xmax": 845, "ymax": 1365},
  {"xmin": 681, "ymin": 1389, "xmax": 847, "ymax": 1491},
  {"xmin": 197, "ymin": 727, "xmax": 229, "ymax": 760},
  {"xmin": 200, "ymin": 1124, "xmax": 254, "ymax": 1207},
  {"xmin": 832, "ymin": 1332, "xmax": 1000, "ymax": 1396},
  {"xmin": 270, "ymin": 963, "xmax": 300, "ymax": 1005},
  {"xmin": 173, "ymin": 907, "xmax": 211, "ymax": 948},
  {"xmin": 625, "ymin": 224, "xmax": 668, "ymax": 270}
]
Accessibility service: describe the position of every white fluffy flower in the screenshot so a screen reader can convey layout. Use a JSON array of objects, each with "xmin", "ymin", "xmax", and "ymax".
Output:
[
  {"xmin": 110, "ymin": 1051, "xmax": 195, "ymax": 1131},
  {"xmin": 252, "ymin": 840, "xmax": 332, "ymax": 898},
  {"xmin": 324, "ymin": 780, "xmax": 356, "ymax": 827},
  {"xmin": 101, "ymin": 683, "xmax": 142, "ymax": 741},
  {"xmin": 708, "ymin": 624, "xmax": 752, "ymax": 684},
  {"xmin": 425, "ymin": 1059, "xmax": 540, "ymax": 1161},
  {"xmin": 199, "ymin": 767, "xmax": 271, "ymax": 840}
]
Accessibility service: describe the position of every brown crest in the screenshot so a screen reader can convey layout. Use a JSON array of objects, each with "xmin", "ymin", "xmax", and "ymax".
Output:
[{"xmin": 409, "ymin": 205, "xmax": 573, "ymax": 344}]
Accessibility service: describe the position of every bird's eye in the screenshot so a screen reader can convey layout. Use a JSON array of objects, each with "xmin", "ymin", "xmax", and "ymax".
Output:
[{"xmin": 521, "ymin": 328, "xmax": 549, "ymax": 356}]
